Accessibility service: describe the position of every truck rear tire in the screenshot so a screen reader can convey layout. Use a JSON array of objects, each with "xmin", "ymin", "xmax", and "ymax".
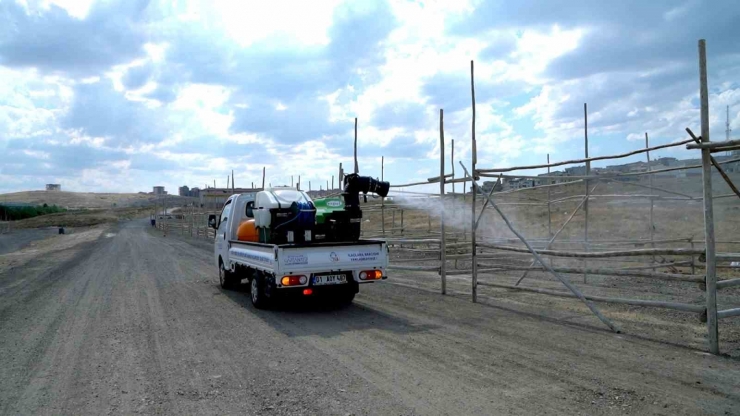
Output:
[
  {"xmin": 250, "ymin": 275, "xmax": 271, "ymax": 309},
  {"xmin": 219, "ymin": 262, "xmax": 239, "ymax": 290}
]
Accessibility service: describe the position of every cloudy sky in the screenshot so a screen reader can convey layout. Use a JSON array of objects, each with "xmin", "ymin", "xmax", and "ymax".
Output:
[{"xmin": 1, "ymin": 0, "xmax": 738, "ymax": 194}]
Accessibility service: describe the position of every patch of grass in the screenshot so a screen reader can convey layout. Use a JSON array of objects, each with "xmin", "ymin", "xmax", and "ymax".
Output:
[{"xmin": 0, "ymin": 204, "xmax": 67, "ymax": 221}]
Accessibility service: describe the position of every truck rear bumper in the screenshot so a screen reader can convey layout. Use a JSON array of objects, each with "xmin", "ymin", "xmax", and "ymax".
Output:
[{"xmin": 273, "ymin": 281, "xmax": 359, "ymax": 299}]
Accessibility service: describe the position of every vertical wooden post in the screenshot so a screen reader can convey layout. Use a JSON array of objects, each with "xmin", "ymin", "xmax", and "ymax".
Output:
[
  {"xmin": 584, "ymin": 103, "xmax": 590, "ymax": 283},
  {"xmin": 646, "ymin": 132, "xmax": 656, "ymax": 267},
  {"xmin": 326, "ymin": 180, "xmax": 329, "ymax": 192},
  {"xmin": 440, "ymin": 109, "xmax": 447, "ymax": 295},
  {"xmin": 400, "ymin": 210, "xmax": 404, "ymax": 235},
  {"xmin": 331, "ymin": 175, "xmax": 334, "ymax": 190},
  {"xmin": 547, "ymin": 154, "xmax": 552, "ymax": 238},
  {"xmin": 381, "ymin": 156, "xmax": 385, "ymax": 236},
  {"xmin": 291, "ymin": 176, "xmax": 294, "ymax": 187},
  {"xmin": 471, "ymin": 60, "xmax": 478, "ymax": 303},
  {"xmin": 354, "ymin": 118, "xmax": 359, "ymax": 174},
  {"xmin": 232, "ymin": 169, "xmax": 235, "ymax": 192},
  {"xmin": 451, "ymin": 139, "xmax": 455, "ymax": 195},
  {"xmin": 699, "ymin": 39, "xmax": 718, "ymax": 354},
  {"xmin": 547, "ymin": 154, "xmax": 553, "ymax": 269},
  {"xmin": 392, "ymin": 210, "xmax": 396, "ymax": 236},
  {"xmin": 297, "ymin": 175, "xmax": 301, "ymax": 191},
  {"xmin": 227, "ymin": 175, "xmax": 230, "ymax": 190},
  {"xmin": 339, "ymin": 163, "xmax": 344, "ymax": 187},
  {"xmin": 309, "ymin": 181, "xmax": 311, "ymax": 192},
  {"xmin": 261, "ymin": 167, "xmax": 265, "ymax": 189}
]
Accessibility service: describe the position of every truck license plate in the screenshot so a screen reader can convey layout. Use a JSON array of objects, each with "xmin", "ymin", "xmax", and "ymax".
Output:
[{"xmin": 312, "ymin": 274, "xmax": 347, "ymax": 286}]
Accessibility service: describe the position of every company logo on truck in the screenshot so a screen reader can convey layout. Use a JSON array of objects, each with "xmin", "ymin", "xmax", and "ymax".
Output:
[
  {"xmin": 347, "ymin": 251, "xmax": 380, "ymax": 262},
  {"xmin": 231, "ymin": 249, "xmax": 272, "ymax": 265},
  {"xmin": 329, "ymin": 252, "xmax": 339, "ymax": 262},
  {"xmin": 327, "ymin": 200, "xmax": 342, "ymax": 207},
  {"xmin": 284, "ymin": 254, "xmax": 308, "ymax": 266}
]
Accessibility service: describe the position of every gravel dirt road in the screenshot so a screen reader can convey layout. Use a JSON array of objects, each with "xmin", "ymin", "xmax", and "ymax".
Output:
[{"xmin": 1, "ymin": 220, "xmax": 739, "ymax": 415}]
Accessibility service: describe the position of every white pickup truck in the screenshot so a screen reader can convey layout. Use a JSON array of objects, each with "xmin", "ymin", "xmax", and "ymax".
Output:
[{"xmin": 210, "ymin": 192, "xmax": 389, "ymax": 308}]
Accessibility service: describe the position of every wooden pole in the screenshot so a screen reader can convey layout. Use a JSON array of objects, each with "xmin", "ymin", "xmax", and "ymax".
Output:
[
  {"xmin": 298, "ymin": 175, "xmax": 301, "ymax": 191},
  {"xmin": 261, "ymin": 167, "xmax": 265, "ymax": 189},
  {"xmin": 584, "ymin": 103, "xmax": 590, "ymax": 283},
  {"xmin": 381, "ymin": 156, "xmax": 385, "ymax": 236},
  {"xmin": 331, "ymin": 175, "xmax": 334, "ymax": 190},
  {"xmin": 227, "ymin": 175, "xmax": 230, "ymax": 190},
  {"xmin": 451, "ymin": 139, "xmax": 455, "ymax": 195},
  {"xmin": 699, "ymin": 39, "xmax": 718, "ymax": 354},
  {"xmin": 232, "ymin": 169, "xmax": 234, "ymax": 192},
  {"xmin": 471, "ymin": 60, "xmax": 478, "ymax": 303},
  {"xmin": 547, "ymin": 154, "xmax": 552, "ymax": 238},
  {"xmin": 440, "ymin": 109, "xmax": 447, "ymax": 295},
  {"xmin": 309, "ymin": 181, "xmax": 311, "ymax": 192},
  {"xmin": 354, "ymin": 118, "xmax": 359, "ymax": 174},
  {"xmin": 339, "ymin": 163, "xmax": 344, "ymax": 187},
  {"xmin": 646, "ymin": 133, "xmax": 656, "ymax": 267},
  {"xmin": 392, "ymin": 209, "xmax": 396, "ymax": 236}
]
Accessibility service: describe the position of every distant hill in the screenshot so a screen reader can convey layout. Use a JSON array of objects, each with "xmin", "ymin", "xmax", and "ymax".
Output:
[{"xmin": 0, "ymin": 191, "xmax": 192, "ymax": 210}]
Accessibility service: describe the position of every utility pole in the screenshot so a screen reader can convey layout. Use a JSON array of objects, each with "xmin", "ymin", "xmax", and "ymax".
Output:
[{"xmin": 727, "ymin": 105, "xmax": 732, "ymax": 156}]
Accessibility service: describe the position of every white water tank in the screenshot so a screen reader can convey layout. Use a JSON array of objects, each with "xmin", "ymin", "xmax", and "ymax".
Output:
[{"xmin": 254, "ymin": 188, "xmax": 314, "ymax": 228}]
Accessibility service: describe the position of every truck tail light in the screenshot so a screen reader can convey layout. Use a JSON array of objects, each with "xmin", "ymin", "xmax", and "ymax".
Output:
[
  {"xmin": 281, "ymin": 275, "xmax": 307, "ymax": 286},
  {"xmin": 303, "ymin": 289, "xmax": 313, "ymax": 296},
  {"xmin": 359, "ymin": 270, "xmax": 382, "ymax": 280}
]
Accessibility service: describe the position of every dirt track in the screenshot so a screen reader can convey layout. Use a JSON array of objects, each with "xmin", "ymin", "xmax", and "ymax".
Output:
[{"xmin": 1, "ymin": 220, "xmax": 739, "ymax": 415}]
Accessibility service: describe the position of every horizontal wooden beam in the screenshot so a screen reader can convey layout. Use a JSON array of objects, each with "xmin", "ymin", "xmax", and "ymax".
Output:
[
  {"xmin": 717, "ymin": 308, "xmax": 740, "ymax": 319},
  {"xmin": 477, "ymin": 281, "xmax": 706, "ymax": 313},
  {"xmin": 478, "ymin": 139, "xmax": 694, "ymax": 173},
  {"xmin": 477, "ymin": 242, "xmax": 704, "ymax": 258},
  {"xmin": 476, "ymin": 263, "xmax": 704, "ymax": 283}
]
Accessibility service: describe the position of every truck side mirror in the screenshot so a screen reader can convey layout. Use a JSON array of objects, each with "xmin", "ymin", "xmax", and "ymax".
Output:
[
  {"xmin": 208, "ymin": 214, "xmax": 218, "ymax": 229},
  {"xmin": 246, "ymin": 201, "xmax": 254, "ymax": 218}
]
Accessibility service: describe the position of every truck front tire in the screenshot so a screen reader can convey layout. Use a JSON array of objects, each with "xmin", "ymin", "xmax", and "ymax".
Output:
[{"xmin": 219, "ymin": 262, "xmax": 239, "ymax": 290}]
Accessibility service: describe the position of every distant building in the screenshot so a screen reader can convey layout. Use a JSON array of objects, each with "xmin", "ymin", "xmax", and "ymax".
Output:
[
  {"xmin": 502, "ymin": 178, "xmax": 542, "ymax": 191},
  {"xmin": 45, "ymin": 184, "xmax": 61, "ymax": 191},
  {"xmin": 153, "ymin": 186, "xmax": 166, "ymax": 195},
  {"xmin": 726, "ymin": 150, "xmax": 740, "ymax": 173},
  {"xmin": 200, "ymin": 187, "xmax": 259, "ymax": 211},
  {"xmin": 178, "ymin": 185, "xmax": 201, "ymax": 198},
  {"xmin": 480, "ymin": 180, "xmax": 503, "ymax": 194},
  {"xmin": 564, "ymin": 165, "xmax": 587, "ymax": 176}
]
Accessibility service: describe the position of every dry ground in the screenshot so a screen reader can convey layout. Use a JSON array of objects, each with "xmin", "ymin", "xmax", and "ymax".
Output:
[
  {"xmin": 0, "ymin": 219, "xmax": 739, "ymax": 415},
  {"xmin": 0, "ymin": 190, "xmax": 192, "ymax": 209},
  {"xmin": 7, "ymin": 206, "xmax": 156, "ymax": 230}
]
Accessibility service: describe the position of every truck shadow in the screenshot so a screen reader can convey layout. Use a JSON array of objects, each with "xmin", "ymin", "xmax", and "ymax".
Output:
[{"xmin": 218, "ymin": 285, "xmax": 438, "ymax": 339}]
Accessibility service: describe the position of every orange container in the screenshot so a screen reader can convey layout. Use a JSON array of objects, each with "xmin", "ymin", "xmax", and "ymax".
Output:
[{"xmin": 236, "ymin": 219, "xmax": 258, "ymax": 242}]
